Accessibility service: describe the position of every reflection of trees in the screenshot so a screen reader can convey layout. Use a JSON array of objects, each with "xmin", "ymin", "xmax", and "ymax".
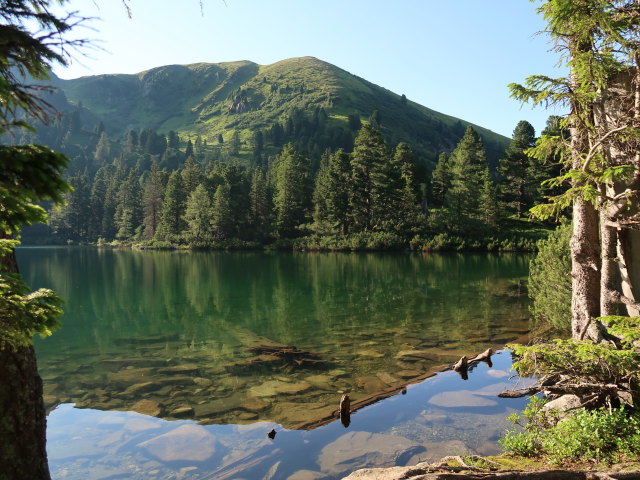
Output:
[{"xmin": 17, "ymin": 249, "xmax": 531, "ymax": 363}]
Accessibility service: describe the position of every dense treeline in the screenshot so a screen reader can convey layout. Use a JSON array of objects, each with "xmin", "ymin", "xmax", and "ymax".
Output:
[{"xmin": 38, "ymin": 117, "xmax": 560, "ymax": 251}]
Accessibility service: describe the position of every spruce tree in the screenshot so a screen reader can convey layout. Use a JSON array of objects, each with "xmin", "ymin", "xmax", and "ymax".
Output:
[
  {"xmin": 431, "ymin": 152, "xmax": 450, "ymax": 207},
  {"xmin": 182, "ymin": 156, "xmax": 202, "ymax": 195},
  {"xmin": 444, "ymin": 126, "xmax": 490, "ymax": 233},
  {"xmin": 93, "ymin": 132, "xmax": 110, "ymax": 165},
  {"xmin": 349, "ymin": 125, "xmax": 389, "ymax": 232},
  {"xmin": 248, "ymin": 167, "xmax": 272, "ymax": 240},
  {"xmin": 183, "ymin": 184, "xmax": 212, "ymax": 243},
  {"xmin": 156, "ymin": 170, "xmax": 186, "ymax": 241},
  {"xmin": 393, "ymin": 142, "xmax": 420, "ymax": 231},
  {"xmin": 114, "ymin": 169, "xmax": 142, "ymax": 241},
  {"xmin": 88, "ymin": 165, "xmax": 108, "ymax": 241},
  {"xmin": 498, "ymin": 120, "xmax": 536, "ymax": 218},
  {"xmin": 211, "ymin": 183, "xmax": 233, "ymax": 239},
  {"xmin": 142, "ymin": 162, "xmax": 167, "ymax": 239},
  {"xmin": 273, "ymin": 144, "xmax": 311, "ymax": 238}
]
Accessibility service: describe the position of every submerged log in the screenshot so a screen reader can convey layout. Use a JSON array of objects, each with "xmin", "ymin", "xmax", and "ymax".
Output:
[
  {"xmin": 453, "ymin": 356, "xmax": 468, "ymax": 372},
  {"xmin": 293, "ymin": 346, "xmax": 508, "ymax": 431},
  {"xmin": 498, "ymin": 387, "xmax": 539, "ymax": 399}
]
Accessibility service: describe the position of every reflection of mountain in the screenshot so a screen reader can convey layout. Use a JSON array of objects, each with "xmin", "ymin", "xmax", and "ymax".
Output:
[{"xmin": 19, "ymin": 248, "xmax": 530, "ymax": 428}]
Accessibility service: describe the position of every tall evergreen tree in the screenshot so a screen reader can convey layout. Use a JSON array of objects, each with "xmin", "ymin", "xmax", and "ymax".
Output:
[
  {"xmin": 93, "ymin": 132, "xmax": 111, "ymax": 165},
  {"xmin": 392, "ymin": 142, "xmax": 420, "ymax": 229},
  {"xmin": 49, "ymin": 172, "xmax": 90, "ymax": 241},
  {"xmin": 182, "ymin": 156, "xmax": 202, "ymax": 195},
  {"xmin": 142, "ymin": 162, "xmax": 167, "ymax": 239},
  {"xmin": 444, "ymin": 126, "xmax": 491, "ymax": 232},
  {"xmin": 248, "ymin": 167, "xmax": 272, "ymax": 240},
  {"xmin": 273, "ymin": 144, "xmax": 311, "ymax": 238},
  {"xmin": 498, "ymin": 120, "xmax": 537, "ymax": 218},
  {"xmin": 184, "ymin": 139, "xmax": 194, "ymax": 159},
  {"xmin": 183, "ymin": 184, "xmax": 212, "ymax": 243},
  {"xmin": 88, "ymin": 165, "xmax": 108, "ymax": 240},
  {"xmin": 156, "ymin": 170, "xmax": 186, "ymax": 241},
  {"xmin": 101, "ymin": 164, "xmax": 124, "ymax": 240},
  {"xmin": 114, "ymin": 169, "xmax": 143, "ymax": 240},
  {"xmin": 211, "ymin": 183, "xmax": 233, "ymax": 239},
  {"xmin": 349, "ymin": 125, "xmax": 389, "ymax": 232},
  {"xmin": 431, "ymin": 152, "xmax": 450, "ymax": 207}
]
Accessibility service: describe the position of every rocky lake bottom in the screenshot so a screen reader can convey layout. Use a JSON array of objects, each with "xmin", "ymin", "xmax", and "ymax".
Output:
[
  {"xmin": 17, "ymin": 249, "xmax": 535, "ymax": 479},
  {"xmin": 42, "ymin": 334, "xmax": 533, "ymax": 480}
]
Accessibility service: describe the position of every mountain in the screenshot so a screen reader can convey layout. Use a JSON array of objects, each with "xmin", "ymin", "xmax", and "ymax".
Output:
[{"xmin": 51, "ymin": 56, "xmax": 509, "ymax": 167}]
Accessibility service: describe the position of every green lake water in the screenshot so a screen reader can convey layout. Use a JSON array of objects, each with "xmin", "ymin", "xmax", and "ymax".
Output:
[{"xmin": 17, "ymin": 248, "xmax": 534, "ymax": 480}]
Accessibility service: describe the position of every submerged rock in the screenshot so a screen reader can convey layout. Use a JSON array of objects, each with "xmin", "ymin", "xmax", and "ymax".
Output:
[
  {"xmin": 355, "ymin": 376, "xmax": 388, "ymax": 393},
  {"xmin": 249, "ymin": 380, "xmax": 313, "ymax": 397},
  {"xmin": 122, "ymin": 381, "xmax": 158, "ymax": 396},
  {"xmin": 137, "ymin": 424, "xmax": 217, "ymax": 462},
  {"xmin": 169, "ymin": 406, "xmax": 195, "ymax": 418},
  {"xmin": 427, "ymin": 390, "xmax": 498, "ymax": 408},
  {"xmin": 317, "ymin": 431, "xmax": 425, "ymax": 476},
  {"xmin": 106, "ymin": 367, "xmax": 156, "ymax": 386},
  {"xmin": 287, "ymin": 469, "xmax": 329, "ymax": 480},
  {"xmin": 131, "ymin": 399, "xmax": 163, "ymax": 417},
  {"xmin": 158, "ymin": 364, "xmax": 200, "ymax": 375}
]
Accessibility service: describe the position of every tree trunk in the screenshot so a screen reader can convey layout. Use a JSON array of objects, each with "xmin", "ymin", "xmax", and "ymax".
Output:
[
  {"xmin": 571, "ymin": 196, "xmax": 601, "ymax": 339},
  {"xmin": 594, "ymin": 69, "xmax": 640, "ymax": 319},
  {"xmin": 599, "ymin": 189, "xmax": 620, "ymax": 317},
  {"xmin": 617, "ymin": 228, "xmax": 640, "ymax": 317},
  {"xmin": 0, "ymin": 246, "xmax": 51, "ymax": 480}
]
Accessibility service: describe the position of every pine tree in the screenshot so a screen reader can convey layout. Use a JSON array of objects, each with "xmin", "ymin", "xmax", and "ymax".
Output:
[
  {"xmin": 114, "ymin": 169, "xmax": 143, "ymax": 241},
  {"xmin": 49, "ymin": 172, "xmax": 90, "ymax": 241},
  {"xmin": 183, "ymin": 184, "xmax": 212, "ymax": 243},
  {"xmin": 184, "ymin": 139, "xmax": 194, "ymax": 159},
  {"xmin": 431, "ymin": 152, "xmax": 450, "ymax": 207},
  {"xmin": 393, "ymin": 142, "xmax": 420, "ymax": 230},
  {"xmin": 94, "ymin": 132, "xmax": 110, "ymax": 165},
  {"xmin": 273, "ymin": 144, "xmax": 311, "ymax": 238},
  {"xmin": 349, "ymin": 125, "xmax": 389, "ymax": 232},
  {"xmin": 312, "ymin": 151, "xmax": 332, "ymax": 234},
  {"xmin": 498, "ymin": 120, "xmax": 536, "ymax": 218},
  {"xmin": 156, "ymin": 170, "xmax": 186, "ymax": 241},
  {"xmin": 248, "ymin": 167, "xmax": 272, "ymax": 240},
  {"xmin": 211, "ymin": 183, "xmax": 233, "ymax": 239},
  {"xmin": 88, "ymin": 165, "xmax": 108, "ymax": 241},
  {"xmin": 142, "ymin": 162, "xmax": 167, "ymax": 239},
  {"xmin": 182, "ymin": 156, "xmax": 202, "ymax": 195},
  {"xmin": 444, "ymin": 126, "xmax": 490, "ymax": 233},
  {"xmin": 101, "ymin": 164, "xmax": 124, "ymax": 240}
]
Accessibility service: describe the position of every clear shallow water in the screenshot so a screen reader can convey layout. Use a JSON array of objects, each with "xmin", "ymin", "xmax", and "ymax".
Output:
[{"xmin": 17, "ymin": 248, "xmax": 533, "ymax": 480}]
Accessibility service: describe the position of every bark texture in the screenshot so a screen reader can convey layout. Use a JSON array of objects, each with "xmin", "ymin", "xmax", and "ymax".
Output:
[
  {"xmin": 594, "ymin": 70, "xmax": 640, "ymax": 319},
  {"xmin": 571, "ymin": 197, "xmax": 601, "ymax": 339},
  {"xmin": 0, "ymin": 246, "xmax": 51, "ymax": 480},
  {"xmin": 0, "ymin": 345, "xmax": 50, "ymax": 480}
]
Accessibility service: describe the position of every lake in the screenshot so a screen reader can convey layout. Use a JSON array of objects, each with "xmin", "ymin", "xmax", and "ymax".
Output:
[{"xmin": 17, "ymin": 248, "xmax": 534, "ymax": 480}]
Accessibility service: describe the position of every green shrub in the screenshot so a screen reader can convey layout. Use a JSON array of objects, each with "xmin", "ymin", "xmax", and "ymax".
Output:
[
  {"xmin": 528, "ymin": 222, "xmax": 571, "ymax": 332},
  {"xmin": 501, "ymin": 398, "xmax": 640, "ymax": 464}
]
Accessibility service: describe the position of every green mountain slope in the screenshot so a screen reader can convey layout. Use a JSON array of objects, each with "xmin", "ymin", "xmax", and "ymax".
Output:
[{"xmin": 53, "ymin": 56, "xmax": 509, "ymax": 166}]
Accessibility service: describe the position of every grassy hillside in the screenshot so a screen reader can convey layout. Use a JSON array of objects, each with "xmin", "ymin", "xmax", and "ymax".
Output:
[{"xmin": 54, "ymin": 56, "xmax": 509, "ymax": 166}]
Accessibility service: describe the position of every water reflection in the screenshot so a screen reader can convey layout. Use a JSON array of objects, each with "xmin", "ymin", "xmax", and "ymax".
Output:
[
  {"xmin": 16, "ymin": 248, "xmax": 531, "ymax": 429},
  {"xmin": 16, "ymin": 248, "xmax": 533, "ymax": 479}
]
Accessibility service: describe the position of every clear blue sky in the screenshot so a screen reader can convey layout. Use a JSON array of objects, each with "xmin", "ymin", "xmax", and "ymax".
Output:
[{"xmin": 54, "ymin": 0, "xmax": 566, "ymax": 138}]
